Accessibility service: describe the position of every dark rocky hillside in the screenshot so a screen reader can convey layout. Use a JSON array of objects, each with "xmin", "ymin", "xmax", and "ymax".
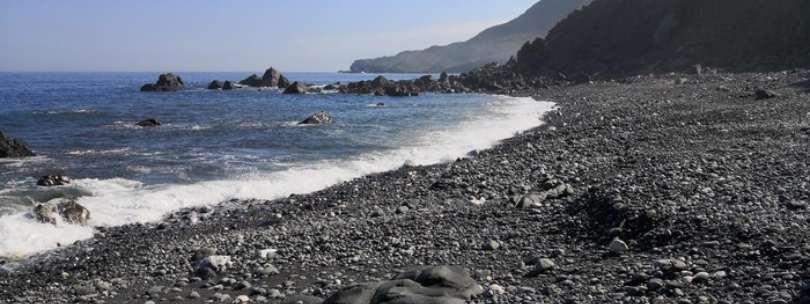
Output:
[
  {"xmin": 517, "ymin": 0, "xmax": 810, "ymax": 77},
  {"xmin": 349, "ymin": 0, "xmax": 594, "ymax": 74}
]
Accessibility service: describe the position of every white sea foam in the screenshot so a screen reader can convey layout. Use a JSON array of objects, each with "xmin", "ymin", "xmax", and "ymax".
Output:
[
  {"xmin": 0, "ymin": 96, "xmax": 554, "ymax": 259},
  {"xmin": 66, "ymin": 147, "xmax": 131, "ymax": 156}
]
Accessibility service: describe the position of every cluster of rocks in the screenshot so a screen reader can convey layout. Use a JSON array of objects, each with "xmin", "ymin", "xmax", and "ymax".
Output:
[
  {"xmin": 36, "ymin": 175, "xmax": 71, "ymax": 186},
  {"xmin": 140, "ymin": 73, "xmax": 184, "ymax": 92},
  {"xmin": 0, "ymin": 130, "xmax": 35, "ymax": 158},
  {"xmin": 206, "ymin": 67, "xmax": 290, "ymax": 91},
  {"xmin": 33, "ymin": 198, "xmax": 90, "ymax": 226}
]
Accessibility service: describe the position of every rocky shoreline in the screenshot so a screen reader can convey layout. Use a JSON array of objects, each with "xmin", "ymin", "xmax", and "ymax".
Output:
[{"xmin": 2, "ymin": 70, "xmax": 810, "ymax": 303}]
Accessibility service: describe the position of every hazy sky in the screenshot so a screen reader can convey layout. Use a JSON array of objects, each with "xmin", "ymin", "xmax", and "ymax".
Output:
[{"xmin": 0, "ymin": 1, "xmax": 538, "ymax": 72}]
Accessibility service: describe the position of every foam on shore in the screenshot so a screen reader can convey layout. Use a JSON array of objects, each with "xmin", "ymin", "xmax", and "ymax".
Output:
[{"xmin": 0, "ymin": 96, "xmax": 555, "ymax": 260}]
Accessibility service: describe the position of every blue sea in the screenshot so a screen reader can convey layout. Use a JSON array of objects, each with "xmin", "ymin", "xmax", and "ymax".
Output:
[{"xmin": 0, "ymin": 72, "xmax": 554, "ymax": 259}]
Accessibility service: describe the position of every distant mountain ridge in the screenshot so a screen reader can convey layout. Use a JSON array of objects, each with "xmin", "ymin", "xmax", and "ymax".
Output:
[{"xmin": 349, "ymin": 0, "xmax": 594, "ymax": 74}]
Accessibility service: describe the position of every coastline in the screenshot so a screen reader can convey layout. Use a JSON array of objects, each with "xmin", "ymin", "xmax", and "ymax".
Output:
[{"xmin": 2, "ymin": 70, "xmax": 810, "ymax": 303}]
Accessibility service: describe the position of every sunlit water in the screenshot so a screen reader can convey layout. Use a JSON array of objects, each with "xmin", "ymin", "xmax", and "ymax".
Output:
[{"xmin": 0, "ymin": 72, "xmax": 555, "ymax": 259}]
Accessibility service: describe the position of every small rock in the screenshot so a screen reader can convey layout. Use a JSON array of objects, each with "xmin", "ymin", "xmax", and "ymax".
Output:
[
  {"xmin": 535, "ymin": 258, "xmax": 555, "ymax": 273},
  {"xmin": 609, "ymin": 238, "xmax": 628, "ymax": 254},
  {"xmin": 484, "ymin": 240, "xmax": 500, "ymax": 251}
]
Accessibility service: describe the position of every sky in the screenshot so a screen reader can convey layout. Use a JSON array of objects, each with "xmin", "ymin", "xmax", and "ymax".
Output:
[{"xmin": 0, "ymin": 0, "xmax": 539, "ymax": 72}]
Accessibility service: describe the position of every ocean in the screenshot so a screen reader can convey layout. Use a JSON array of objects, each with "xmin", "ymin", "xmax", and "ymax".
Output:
[{"xmin": 0, "ymin": 72, "xmax": 555, "ymax": 259}]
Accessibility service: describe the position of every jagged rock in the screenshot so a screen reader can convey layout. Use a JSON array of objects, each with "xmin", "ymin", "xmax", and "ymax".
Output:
[
  {"xmin": 261, "ymin": 67, "xmax": 291, "ymax": 89},
  {"xmin": 299, "ymin": 111, "xmax": 334, "ymax": 125},
  {"xmin": 140, "ymin": 73, "xmax": 184, "ymax": 92},
  {"xmin": 207, "ymin": 80, "xmax": 224, "ymax": 89},
  {"xmin": 135, "ymin": 119, "xmax": 161, "ymax": 127},
  {"xmin": 283, "ymin": 82, "xmax": 308, "ymax": 94},
  {"xmin": 0, "ymin": 130, "xmax": 36, "ymax": 158},
  {"xmin": 36, "ymin": 175, "xmax": 71, "ymax": 186}
]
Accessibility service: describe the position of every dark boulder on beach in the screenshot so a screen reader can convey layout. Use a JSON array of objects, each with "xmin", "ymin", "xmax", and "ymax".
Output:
[
  {"xmin": 283, "ymin": 81, "xmax": 308, "ymax": 94},
  {"xmin": 299, "ymin": 111, "xmax": 334, "ymax": 125},
  {"xmin": 0, "ymin": 130, "xmax": 36, "ymax": 158},
  {"xmin": 140, "ymin": 73, "xmax": 184, "ymax": 92},
  {"xmin": 755, "ymin": 89, "xmax": 782, "ymax": 100},
  {"xmin": 207, "ymin": 80, "xmax": 224, "ymax": 90},
  {"xmin": 37, "ymin": 175, "xmax": 71, "ymax": 187},
  {"xmin": 323, "ymin": 265, "xmax": 483, "ymax": 304},
  {"xmin": 135, "ymin": 119, "xmax": 161, "ymax": 127}
]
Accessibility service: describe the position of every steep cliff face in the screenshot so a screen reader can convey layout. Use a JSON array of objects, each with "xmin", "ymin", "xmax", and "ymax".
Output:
[
  {"xmin": 349, "ymin": 0, "xmax": 594, "ymax": 74},
  {"xmin": 517, "ymin": 0, "xmax": 810, "ymax": 76}
]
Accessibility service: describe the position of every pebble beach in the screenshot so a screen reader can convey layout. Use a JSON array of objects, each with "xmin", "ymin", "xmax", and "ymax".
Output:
[{"xmin": 3, "ymin": 70, "xmax": 810, "ymax": 303}]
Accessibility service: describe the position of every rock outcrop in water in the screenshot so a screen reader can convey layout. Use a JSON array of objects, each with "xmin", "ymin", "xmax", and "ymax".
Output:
[
  {"xmin": 239, "ymin": 67, "xmax": 291, "ymax": 89},
  {"xmin": 140, "ymin": 73, "xmax": 185, "ymax": 92},
  {"xmin": 283, "ymin": 81, "xmax": 308, "ymax": 94},
  {"xmin": 0, "ymin": 130, "xmax": 35, "ymax": 158},
  {"xmin": 298, "ymin": 111, "xmax": 334, "ymax": 125},
  {"xmin": 207, "ymin": 80, "xmax": 224, "ymax": 90},
  {"xmin": 135, "ymin": 118, "xmax": 161, "ymax": 127}
]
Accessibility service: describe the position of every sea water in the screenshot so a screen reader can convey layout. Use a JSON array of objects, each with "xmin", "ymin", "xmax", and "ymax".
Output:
[{"xmin": 0, "ymin": 72, "xmax": 555, "ymax": 259}]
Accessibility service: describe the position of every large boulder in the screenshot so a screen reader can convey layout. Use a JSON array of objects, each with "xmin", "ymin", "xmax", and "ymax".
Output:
[
  {"xmin": 58, "ymin": 200, "xmax": 90, "ymax": 226},
  {"xmin": 299, "ymin": 111, "xmax": 334, "ymax": 125},
  {"xmin": 283, "ymin": 82, "xmax": 308, "ymax": 94},
  {"xmin": 323, "ymin": 265, "xmax": 482, "ymax": 304},
  {"xmin": 207, "ymin": 80, "xmax": 224, "ymax": 90},
  {"xmin": 261, "ymin": 67, "xmax": 291, "ymax": 89},
  {"xmin": 238, "ymin": 74, "xmax": 263, "ymax": 87},
  {"xmin": 0, "ymin": 130, "xmax": 36, "ymax": 158},
  {"xmin": 371, "ymin": 75, "xmax": 391, "ymax": 88},
  {"xmin": 140, "ymin": 73, "xmax": 184, "ymax": 92}
]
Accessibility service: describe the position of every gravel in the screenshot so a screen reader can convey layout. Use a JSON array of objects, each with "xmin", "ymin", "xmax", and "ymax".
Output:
[{"xmin": 1, "ymin": 70, "xmax": 809, "ymax": 303}]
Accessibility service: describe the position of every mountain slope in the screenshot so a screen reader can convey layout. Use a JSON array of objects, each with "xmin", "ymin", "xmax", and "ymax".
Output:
[
  {"xmin": 516, "ymin": 0, "xmax": 810, "ymax": 76},
  {"xmin": 349, "ymin": 0, "xmax": 594, "ymax": 74}
]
